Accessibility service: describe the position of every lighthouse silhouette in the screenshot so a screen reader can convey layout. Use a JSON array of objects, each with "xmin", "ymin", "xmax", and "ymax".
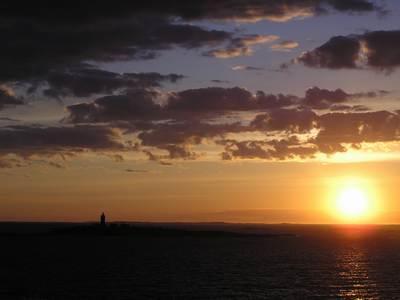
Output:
[{"xmin": 100, "ymin": 212, "xmax": 106, "ymax": 227}]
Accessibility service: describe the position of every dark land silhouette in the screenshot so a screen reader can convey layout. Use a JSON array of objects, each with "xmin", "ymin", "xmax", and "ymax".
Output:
[{"xmin": 0, "ymin": 213, "xmax": 296, "ymax": 238}]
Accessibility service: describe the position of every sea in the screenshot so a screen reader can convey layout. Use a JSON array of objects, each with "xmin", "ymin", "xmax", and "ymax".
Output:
[{"xmin": 1, "ymin": 223, "xmax": 400, "ymax": 299}]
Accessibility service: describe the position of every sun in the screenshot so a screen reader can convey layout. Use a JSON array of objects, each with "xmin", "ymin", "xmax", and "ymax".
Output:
[
  {"xmin": 336, "ymin": 187, "xmax": 369, "ymax": 218},
  {"xmin": 326, "ymin": 177, "xmax": 380, "ymax": 223}
]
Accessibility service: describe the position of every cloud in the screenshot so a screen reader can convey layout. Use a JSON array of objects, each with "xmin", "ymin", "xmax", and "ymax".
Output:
[
  {"xmin": 165, "ymin": 87, "xmax": 298, "ymax": 115},
  {"xmin": 43, "ymin": 67, "xmax": 184, "ymax": 99},
  {"xmin": 63, "ymin": 86, "xmax": 299, "ymax": 128},
  {"xmin": 152, "ymin": 0, "xmax": 383, "ymax": 22},
  {"xmin": 0, "ymin": 14, "xmax": 231, "ymax": 87},
  {"xmin": 255, "ymin": 91, "xmax": 299, "ymax": 109},
  {"xmin": 1, "ymin": 1, "xmax": 381, "ymax": 23},
  {"xmin": 302, "ymin": 86, "xmax": 350, "ymax": 109},
  {"xmin": 211, "ymin": 79, "xmax": 231, "ymax": 84},
  {"xmin": 0, "ymin": 86, "xmax": 24, "ymax": 110},
  {"xmin": 296, "ymin": 30, "xmax": 400, "ymax": 70},
  {"xmin": 329, "ymin": 104, "xmax": 370, "ymax": 112},
  {"xmin": 10, "ymin": 82, "xmax": 398, "ymax": 166},
  {"xmin": 312, "ymin": 111, "xmax": 400, "ymax": 153},
  {"xmin": 250, "ymin": 109, "xmax": 319, "ymax": 133},
  {"xmin": 138, "ymin": 121, "xmax": 246, "ymax": 147},
  {"xmin": 204, "ymin": 34, "xmax": 279, "ymax": 58},
  {"xmin": 270, "ymin": 40, "xmax": 299, "ymax": 52},
  {"xmin": 205, "ymin": 47, "xmax": 253, "ymax": 59},
  {"xmin": 166, "ymin": 87, "xmax": 254, "ymax": 112},
  {"xmin": 0, "ymin": 124, "xmax": 127, "ymax": 167},
  {"xmin": 220, "ymin": 140, "xmax": 272, "ymax": 160},
  {"xmin": 219, "ymin": 110, "xmax": 400, "ymax": 160},
  {"xmin": 362, "ymin": 30, "xmax": 400, "ymax": 70},
  {"xmin": 0, "ymin": 0, "xmax": 385, "ymax": 95},
  {"xmin": 219, "ymin": 136, "xmax": 317, "ymax": 160},
  {"xmin": 137, "ymin": 121, "xmax": 249, "ymax": 163},
  {"xmin": 125, "ymin": 169, "xmax": 148, "ymax": 173},
  {"xmin": 0, "ymin": 0, "xmax": 384, "ymax": 105},
  {"xmin": 231, "ymin": 65, "xmax": 264, "ymax": 71},
  {"xmin": 65, "ymin": 89, "xmax": 161, "ymax": 123},
  {"xmin": 0, "ymin": 125, "xmax": 124, "ymax": 153},
  {"xmin": 300, "ymin": 86, "xmax": 388, "ymax": 109},
  {"xmin": 297, "ymin": 36, "xmax": 361, "ymax": 69},
  {"xmin": 66, "ymin": 85, "xmax": 383, "ymax": 124}
]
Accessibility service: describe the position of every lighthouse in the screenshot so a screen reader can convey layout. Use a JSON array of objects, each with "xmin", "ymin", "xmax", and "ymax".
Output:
[{"xmin": 100, "ymin": 212, "xmax": 106, "ymax": 227}]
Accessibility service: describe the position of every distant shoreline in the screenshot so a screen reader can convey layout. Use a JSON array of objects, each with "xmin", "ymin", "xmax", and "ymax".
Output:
[{"xmin": 0, "ymin": 222, "xmax": 297, "ymax": 238}]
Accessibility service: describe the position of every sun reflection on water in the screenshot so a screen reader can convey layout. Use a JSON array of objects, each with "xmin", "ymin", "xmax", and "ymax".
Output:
[{"xmin": 334, "ymin": 228, "xmax": 379, "ymax": 299}]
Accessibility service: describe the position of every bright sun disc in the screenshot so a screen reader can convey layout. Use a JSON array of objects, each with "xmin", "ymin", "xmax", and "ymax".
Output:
[{"xmin": 336, "ymin": 187, "xmax": 369, "ymax": 219}]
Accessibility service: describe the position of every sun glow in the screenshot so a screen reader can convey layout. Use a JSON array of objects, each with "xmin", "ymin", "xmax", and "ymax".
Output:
[
  {"xmin": 336, "ymin": 187, "xmax": 369, "ymax": 218},
  {"xmin": 327, "ymin": 177, "xmax": 380, "ymax": 223}
]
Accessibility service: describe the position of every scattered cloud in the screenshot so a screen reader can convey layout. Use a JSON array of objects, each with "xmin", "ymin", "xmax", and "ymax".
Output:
[
  {"xmin": 43, "ymin": 67, "xmax": 184, "ymax": 99},
  {"xmin": 232, "ymin": 65, "xmax": 264, "ymax": 71},
  {"xmin": 295, "ymin": 30, "xmax": 400, "ymax": 71},
  {"xmin": 0, "ymin": 125, "xmax": 127, "ymax": 168},
  {"xmin": 204, "ymin": 35, "xmax": 279, "ymax": 58},
  {"xmin": 125, "ymin": 169, "xmax": 148, "ymax": 173},
  {"xmin": 271, "ymin": 40, "xmax": 299, "ymax": 52},
  {"xmin": 0, "ymin": 86, "xmax": 24, "ymax": 110}
]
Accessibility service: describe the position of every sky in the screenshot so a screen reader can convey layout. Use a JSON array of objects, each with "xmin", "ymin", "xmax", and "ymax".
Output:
[{"xmin": 1, "ymin": 0, "xmax": 400, "ymax": 223}]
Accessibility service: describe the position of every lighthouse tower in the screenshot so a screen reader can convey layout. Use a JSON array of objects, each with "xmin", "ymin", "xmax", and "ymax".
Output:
[{"xmin": 100, "ymin": 212, "xmax": 106, "ymax": 227}]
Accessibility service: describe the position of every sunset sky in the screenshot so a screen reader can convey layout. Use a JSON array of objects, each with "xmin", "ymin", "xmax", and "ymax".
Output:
[{"xmin": 1, "ymin": 0, "xmax": 400, "ymax": 223}]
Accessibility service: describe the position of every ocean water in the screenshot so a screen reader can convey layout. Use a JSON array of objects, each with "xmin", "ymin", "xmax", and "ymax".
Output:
[{"xmin": 1, "ymin": 224, "xmax": 400, "ymax": 299}]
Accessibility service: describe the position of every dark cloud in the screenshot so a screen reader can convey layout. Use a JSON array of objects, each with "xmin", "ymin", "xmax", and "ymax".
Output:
[
  {"xmin": 65, "ymin": 86, "xmax": 298, "ymax": 124},
  {"xmin": 125, "ymin": 169, "xmax": 148, "ymax": 173},
  {"xmin": 297, "ymin": 36, "xmax": 361, "ymax": 69},
  {"xmin": 166, "ymin": 87, "xmax": 296, "ymax": 114},
  {"xmin": 0, "ymin": 0, "xmax": 382, "ymax": 84},
  {"xmin": 64, "ymin": 87, "xmax": 297, "ymax": 130},
  {"xmin": 312, "ymin": 111, "xmax": 400, "ymax": 153},
  {"xmin": 219, "ymin": 136, "xmax": 317, "ymax": 160},
  {"xmin": 137, "ymin": 121, "xmax": 249, "ymax": 163},
  {"xmin": 362, "ymin": 30, "xmax": 400, "ymax": 70},
  {"xmin": 256, "ymin": 91, "xmax": 298, "ymax": 109},
  {"xmin": 155, "ymin": 0, "xmax": 382, "ymax": 21},
  {"xmin": 211, "ymin": 80, "xmax": 230, "ymax": 84},
  {"xmin": 0, "ymin": 86, "xmax": 24, "ymax": 110},
  {"xmin": 166, "ymin": 87, "xmax": 255, "ymax": 112},
  {"xmin": 298, "ymin": 86, "xmax": 387, "ymax": 109},
  {"xmin": 158, "ymin": 144, "xmax": 199, "ymax": 160},
  {"xmin": 220, "ymin": 110, "xmax": 400, "ymax": 160},
  {"xmin": 0, "ymin": 15, "xmax": 230, "ymax": 86},
  {"xmin": 0, "ymin": 125, "xmax": 124, "ymax": 154},
  {"xmin": 4, "ymin": 107, "xmax": 400, "ymax": 166},
  {"xmin": 43, "ymin": 67, "xmax": 184, "ymax": 99},
  {"xmin": 268, "ymin": 137, "xmax": 318, "ymax": 159},
  {"xmin": 65, "ymin": 85, "xmax": 383, "ymax": 125},
  {"xmin": 0, "ymin": 1, "xmax": 381, "ymax": 22},
  {"xmin": 65, "ymin": 89, "xmax": 161, "ymax": 123},
  {"xmin": 232, "ymin": 65, "xmax": 265, "ymax": 71},
  {"xmin": 61, "ymin": 83, "xmax": 399, "ymax": 165},
  {"xmin": 204, "ymin": 35, "xmax": 278, "ymax": 58},
  {"xmin": 302, "ymin": 86, "xmax": 349, "ymax": 109},
  {"xmin": 0, "ymin": 124, "xmax": 127, "ymax": 167},
  {"xmin": 0, "ymin": 0, "xmax": 385, "ymax": 113},
  {"xmin": 0, "ymin": 1, "xmax": 393, "ymax": 167},
  {"xmin": 329, "ymin": 104, "xmax": 370, "ymax": 112},
  {"xmin": 139, "ymin": 121, "xmax": 246, "ymax": 148},
  {"xmin": 297, "ymin": 30, "xmax": 400, "ymax": 70},
  {"xmin": 220, "ymin": 140, "xmax": 272, "ymax": 160},
  {"xmin": 250, "ymin": 109, "xmax": 318, "ymax": 133}
]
